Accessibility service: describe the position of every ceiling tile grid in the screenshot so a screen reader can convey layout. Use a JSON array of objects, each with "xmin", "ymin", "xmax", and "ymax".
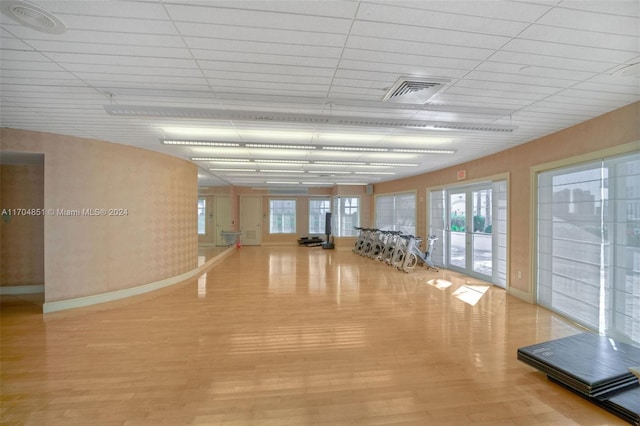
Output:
[{"xmin": 1, "ymin": 0, "xmax": 638, "ymax": 187}]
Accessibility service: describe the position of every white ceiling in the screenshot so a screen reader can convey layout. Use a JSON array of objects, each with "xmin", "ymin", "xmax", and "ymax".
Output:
[{"xmin": 1, "ymin": 0, "xmax": 638, "ymax": 188}]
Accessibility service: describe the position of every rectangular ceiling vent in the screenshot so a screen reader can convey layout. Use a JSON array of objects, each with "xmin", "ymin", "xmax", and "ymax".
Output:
[
  {"xmin": 382, "ymin": 77, "xmax": 450, "ymax": 104},
  {"xmin": 268, "ymin": 188, "xmax": 309, "ymax": 196}
]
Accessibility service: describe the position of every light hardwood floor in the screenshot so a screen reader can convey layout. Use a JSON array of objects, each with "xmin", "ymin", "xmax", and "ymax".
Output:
[{"xmin": 0, "ymin": 246, "xmax": 627, "ymax": 425}]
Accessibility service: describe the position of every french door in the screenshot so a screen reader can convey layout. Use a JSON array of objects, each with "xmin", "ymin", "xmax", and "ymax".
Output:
[{"xmin": 447, "ymin": 184, "xmax": 494, "ymax": 280}]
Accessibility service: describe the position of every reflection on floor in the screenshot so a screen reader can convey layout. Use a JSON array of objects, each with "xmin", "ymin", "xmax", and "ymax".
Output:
[
  {"xmin": 198, "ymin": 245, "xmax": 231, "ymax": 266},
  {"xmin": 0, "ymin": 246, "xmax": 625, "ymax": 425}
]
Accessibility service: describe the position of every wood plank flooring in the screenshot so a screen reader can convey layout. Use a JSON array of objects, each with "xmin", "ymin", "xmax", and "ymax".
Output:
[{"xmin": 0, "ymin": 246, "xmax": 628, "ymax": 425}]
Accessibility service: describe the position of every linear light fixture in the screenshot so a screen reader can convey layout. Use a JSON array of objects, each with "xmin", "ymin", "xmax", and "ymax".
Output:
[
  {"xmin": 313, "ymin": 160, "xmax": 367, "ymax": 165},
  {"xmin": 266, "ymin": 181, "xmax": 299, "ymax": 184},
  {"xmin": 209, "ymin": 168, "xmax": 257, "ymax": 172},
  {"xmin": 162, "ymin": 139, "xmax": 240, "ymax": 147},
  {"xmin": 391, "ymin": 148, "xmax": 455, "ymax": 154},
  {"xmin": 254, "ymin": 159, "xmax": 310, "ymax": 164},
  {"xmin": 166, "ymin": 138, "xmax": 455, "ymax": 154},
  {"xmin": 193, "ymin": 158, "xmax": 419, "ymax": 167},
  {"xmin": 306, "ymin": 170, "xmax": 352, "ymax": 174},
  {"xmin": 354, "ymin": 171, "xmax": 396, "ymax": 175},
  {"xmin": 192, "ymin": 157, "xmax": 250, "ymax": 162},
  {"xmin": 301, "ymin": 182, "xmax": 334, "ymax": 185},
  {"xmin": 246, "ymin": 143, "xmax": 316, "ymax": 150},
  {"xmin": 108, "ymin": 105, "xmax": 517, "ymax": 132},
  {"xmin": 370, "ymin": 162, "xmax": 419, "ymax": 167},
  {"xmin": 260, "ymin": 169, "xmax": 303, "ymax": 173},
  {"xmin": 322, "ymin": 146, "xmax": 388, "ymax": 152}
]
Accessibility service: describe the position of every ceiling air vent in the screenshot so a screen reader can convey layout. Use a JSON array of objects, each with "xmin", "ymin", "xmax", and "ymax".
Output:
[{"xmin": 382, "ymin": 77, "xmax": 450, "ymax": 104}]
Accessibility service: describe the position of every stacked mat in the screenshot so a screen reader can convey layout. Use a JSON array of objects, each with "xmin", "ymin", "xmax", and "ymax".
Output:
[{"xmin": 518, "ymin": 332, "xmax": 640, "ymax": 425}]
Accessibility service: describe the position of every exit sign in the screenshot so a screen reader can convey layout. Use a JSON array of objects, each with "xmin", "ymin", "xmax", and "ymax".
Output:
[{"xmin": 456, "ymin": 169, "xmax": 466, "ymax": 180}]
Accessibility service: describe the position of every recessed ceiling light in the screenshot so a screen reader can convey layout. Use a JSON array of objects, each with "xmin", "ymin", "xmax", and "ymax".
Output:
[
  {"xmin": 369, "ymin": 162, "xmax": 419, "ymax": 167},
  {"xmin": 321, "ymin": 146, "xmax": 388, "ymax": 152},
  {"xmin": 254, "ymin": 159, "xmax": 310, "ymax": 164},
  {"xmin": 1, "ymin": 1, "xmax": 66, "ymax": 34},
  {"xmin": 246, "ymin": 143, "xmax": 316, "ymax": 150},
  {"xmin": 313, "ymin": 161, "xmax": 367, "ymax": 165},
  {"xmin": 260, "ymin": 169, "xmax": 303, "ymax": 173}
]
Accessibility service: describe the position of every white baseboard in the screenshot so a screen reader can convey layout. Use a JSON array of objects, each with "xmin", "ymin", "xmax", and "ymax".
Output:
[
  {"xmin": 0, "ymin": 284, "xmax": 45, "ymax": 295},
  {"xmin": 508, "ymin": 286, "xmax": 534, "ymax": 303},
  {"xmin": 43, "ymin": 246, "xmax": 235, "ymax": 313}
]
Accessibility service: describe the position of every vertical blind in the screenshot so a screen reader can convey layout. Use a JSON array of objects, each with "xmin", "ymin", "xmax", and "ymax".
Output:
[
  {"xmin": 375, "ymin": 192, "xmax": 416, "ymax": 235},
  {"xmin": 332, "ymin": 196, "xmax": 359, "ymax": 237},
  {"xmin": 429, "ymin": 189, "xmax": 446, "ymax": 267},
  {"xmin": 492, "ymin": 180, "xmax": 508, "ymax": 287},
  {"xmin": 537, "ymin": 152, "xmax": 639, "ymax": 345}
]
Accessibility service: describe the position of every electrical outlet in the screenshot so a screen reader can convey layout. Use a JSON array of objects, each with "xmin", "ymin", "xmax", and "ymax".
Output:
[{"xmin": 517, "ymin": 271, "xmax": 522, "ymax": 279}]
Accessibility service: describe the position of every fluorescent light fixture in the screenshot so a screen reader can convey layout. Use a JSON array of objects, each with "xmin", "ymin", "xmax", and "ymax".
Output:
[
  {"xmin": 321, "ymin": 146, "xmax": 388, "ymax": 152},
  {"xmin": 369, "ymin": 162, "xmax": 419, "ymax": 167},
  {"xmin": 260, "ymin": 169, "xmax": 303, "ymax": 173},
  {"xmin": 391, "ymin": 148, "xmax": 455, "ymax": 154},
  {"xmin": 336, "ymin": 182, "xmax": 367, "ymax": 186},
  {"xmin": 107, "ymin": 106, "xmax": 517, "ymax": 132},
  {"xmin": 209, "ymin": 168, "xmax": 257, "ymax": 172},
  {"xmin": 162, "ymin": 139, "xmax": 240, "ymax": 147},
  {"xmin": 313, "ymin": 160, "xmax": 367, "ymax": 165},
  {"xmin": 354, "ymin": 171, "xmax": 396, "ymax": 175},
  {"xmin": 266, "ymin": 181, "xmax": 300, "ymax": 184},
  {"xmin": 254, "ymin": 159, "xmax": 310, "ymax": 164},
  {"xmin": 301, "ymin": 182, "xmax": 334, "ymax": 185},
  {"xmin": 306, "ymin": 170, "xmax": 352, "ymax": 174},
  {"xmin": 192, "ymin": 157, "xmax": 250, "ymax": 162},
  {"xmin": 245, "ymin": 143, "xmax": 316, "ymax": 150}
]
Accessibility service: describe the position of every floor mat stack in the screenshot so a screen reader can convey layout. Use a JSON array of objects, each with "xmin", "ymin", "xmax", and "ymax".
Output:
[{"xmin": 518, "ymin": 332, "xmax": 640, "ymax": 425}]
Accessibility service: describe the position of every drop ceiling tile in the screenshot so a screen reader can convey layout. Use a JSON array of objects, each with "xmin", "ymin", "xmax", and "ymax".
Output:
[
  {"xmin": 538, "ymin": 6, "xmax": 639, "ymax": 37},
  {"xmin": 559, "ymin": 0, "xmax": 639, "ymax": 17},
  {"xmin": 402, "ymin": 0, "xmax": 552, "ymax": 21},
  {"xmin": 43, "ymin": 53, "xmax": 198, "ymax": 68},
  {"xmin": 345, "ymin": 35, "xmax": 493, "ymax": 61},
  {"xmin": 519, "ymin": 24, "xmax": 639, "ymax": 51},
  {"xmin": 465, "ymin": 70, "xmax": 578, "ymax": 89},
  {"xmin": 27, "ymin": 40, "xmax": 193, "ymax": 59},
  {"xmin": 503, "ymin": 38, "xmax": 639, "ymax": 64},
  {"xmin": 357, "ymin": 2, "xmax": 530, "ymax": 37},
  {"xmin": 197, "ymin": 60, "xmax": 335, "ymax": 77},
  {"xmin": 43, "ymin": 1, "xmax": 171, "ymax": 20},
  {"xmin": 341, "ymin": 49, "xmax": 481, "ymax": 71},
  {"xmin": 350, "ymin": 20, "xmax": 509, "ymax": 49},
  {"xmin": 183, "ymin": 37, "xmax": 342, "ymax": 58},
  {"xmin": 175, "ymin": 22, "xmax": 347, "ymax": 46},
  {"xmin": 488, "ymin": 51, "xmax": 615, "ymax": 73},
  {"xmin": 338, "ymin": 59, "xmax": 467, "ymax": 79},
  {"xmin": 165, "ymin": 3, "xmax": 352, "ymax": 33},
  {"xmin": 475, "ymin": 61, "xmax": 596, "ymax": 81},
  {"xmin": 55, "ymin": 14, "xmax": 178, "ymax": 34},
  {"xmin": 192, "ymin": 49, "xmax": 339, "ymax": 68}
]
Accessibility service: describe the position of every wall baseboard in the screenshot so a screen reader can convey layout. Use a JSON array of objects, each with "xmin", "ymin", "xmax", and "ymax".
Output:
[
  {"xmin": 43, "ymin": 246, "xmax": 236, "ymax": 314},
  {"xmin": 0, "ymin": 284, "xmax": 45, "ymax": 295},
  {"xmin": 508, "ymin": 286, "xmax": 534, "ymax": 304}
]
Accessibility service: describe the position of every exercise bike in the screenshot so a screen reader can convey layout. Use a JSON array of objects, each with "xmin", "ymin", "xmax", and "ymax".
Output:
[{"xmin": 399, "ymin": 235, "xmax": 439, "ymax": 273}]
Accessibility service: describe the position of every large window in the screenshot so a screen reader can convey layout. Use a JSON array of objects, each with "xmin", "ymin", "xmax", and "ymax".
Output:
[
  {"xmin": 537, "ymin": 152, "xmax": 639, "ymax": 345},
  {"xmin": 269, "ymin": 199, "xmax": 296, "ymax": 234},
  {"xmin": 375, "ymin": 192, "xmax": 416, "ymax": 235},
  {"xmin": 333, "ymin": 197, "xmax": 359, "ymax": 237},
  {"xmin": 309, "ymin": 198, "xmax": 330, "ymax": 234}
]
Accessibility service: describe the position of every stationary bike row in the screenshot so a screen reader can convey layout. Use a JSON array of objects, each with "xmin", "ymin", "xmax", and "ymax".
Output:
[{"xmin": 352, "ymin": 227, "xmax": 439, "ymax": 273}]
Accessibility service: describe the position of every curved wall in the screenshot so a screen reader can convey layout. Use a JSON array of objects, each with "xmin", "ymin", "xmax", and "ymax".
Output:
[{"xmin": 0, "ymin": 128, "xmax": 198, "ymax": 305}]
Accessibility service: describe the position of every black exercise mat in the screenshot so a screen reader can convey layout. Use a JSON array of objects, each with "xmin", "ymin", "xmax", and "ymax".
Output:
[
  {"xmin": 548, "ymin": 377, "xmax": 640, "ymax": 425},
  {"xmin": 517, "ymin": 332, "xmax": 640, "ymax": 398}
]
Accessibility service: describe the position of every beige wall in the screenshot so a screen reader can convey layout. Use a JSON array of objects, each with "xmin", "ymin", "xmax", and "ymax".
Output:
[
  {"xmin": 0, "ymin": 164, "xmax": 45, "ymax": 286},
  {"xmin": 198, "ymin": 185, "xmax": 373, "ymax": 247},
  {"xmin": 373, "ymin": 102, "xmax": 640, "ymax": 299},
  {"xmin": 0, "ymin": 128, "xmax": 199, "ymax": 303}
]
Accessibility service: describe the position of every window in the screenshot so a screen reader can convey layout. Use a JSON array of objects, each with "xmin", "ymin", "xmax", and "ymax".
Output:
[
  {"xmin": 269, "ymin": 199, "xmax": 296, "ymax": 234},
  {"xmin": 537, "ymin": 152, "xmax": 639, "ymax": 345},
  {"xmin": 332, "ymin": 197, "xmax": 359, "ymax": 237},
  {"xmin": 197, "ymin": 198, "xmax": 206, "ymax": 235},
  {"xmin": 309, "ymin": 198, "xmax": 330, "ymax": 234},
  {"xmin": 375, "ymin": 192, "xmax": 416, "ymax": 235}
]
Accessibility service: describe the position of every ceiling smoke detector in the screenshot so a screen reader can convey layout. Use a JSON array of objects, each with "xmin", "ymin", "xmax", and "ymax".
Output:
[
  {"xmin": 1, "ymin": 0, "xmax": 66, "ymax": 34},
  {"xmin": 382, "ymin": 77, "xmax": 451, "ymax": 104}
]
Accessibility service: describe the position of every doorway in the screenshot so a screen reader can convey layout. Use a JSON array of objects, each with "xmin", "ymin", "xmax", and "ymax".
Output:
[{"xmin": 240, "ymin": 196, "xmax": 262, "ymax": 246}]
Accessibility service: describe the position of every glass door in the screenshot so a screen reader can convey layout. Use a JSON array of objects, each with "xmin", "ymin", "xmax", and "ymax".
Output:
[{"xmin": 447, "ymin": 184, "xmax": 493, "ymax": 281}]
